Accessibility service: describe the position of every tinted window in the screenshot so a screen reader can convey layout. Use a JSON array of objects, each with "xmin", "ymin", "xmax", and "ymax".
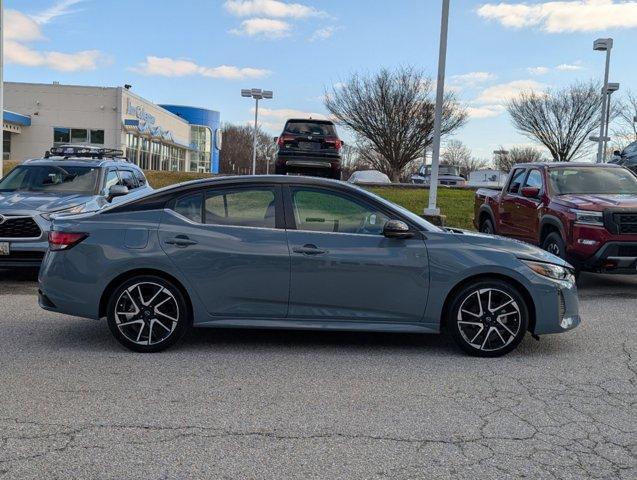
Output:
[
  {"xmin": 284, "ymin": 121, "xmax": 336, "ymax": 136},
  {"xmin": 524, "ymin": 169, "xmax": 543, "ymax": 189},
  {"xmin": 549, "ymin": 167, "xmax": 637, "ymax": 195},
  {"xmin": 0, "ymin": 165, "xmax": 99, "ymax": 194},
  {"xmin": 507, "ymin": 169, "xmax": 526, "ymax": 194},
  {"xmin": 118, "ymin": 170, "xmax": 138, "ymax": 189},
  {"xmin": 105, "ymin": 170, "xmax": 120, "ymax": 190},
  {"xmin": 291, "ymin": 188, "xmax": 389, "ymax": 235},
  {"xmin": 134, "ymin": 169, "xmax": 147, "ymax": 186},
  {"xmin": 174, "ymin": 193, "xmax": 203, "ymax": 223},
  {"xmin": 205, "ymin": 188, "xmax": 276, "ymax": 228}
]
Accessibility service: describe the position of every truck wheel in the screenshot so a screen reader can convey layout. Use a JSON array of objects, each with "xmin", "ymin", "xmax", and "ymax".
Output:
[
  {"xmin": 331, "ymin": 170, "xmax": 342, "ymax": 181},
  {"xmin": 542, "ymin": 232, "xmax": 566, "ymax": 259},
  {"xmin": 480, "ymin": 218, "xmax": 496, "ymax": 235},
  {"xmin": 275, "ymin": 165, "xmax": 286, "ymax": 176},
  {"xmin": 448, "ymin": 279, "xmax": 529, "ymax": 357}
]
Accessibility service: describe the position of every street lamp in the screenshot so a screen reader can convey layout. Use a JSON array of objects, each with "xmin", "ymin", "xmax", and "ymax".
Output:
[
  {"xmin": 593, "ymin": 38, "xmax": 613, "ymax": 163},
  {"xmin": 425, "ymin": 0, "xmax": 451, "ymax": 217},
  {"xmin": 241, "ymin": 88, "xmax": 273, "ymax": 175},
  {"xmin": 602, "ymin": 82, "xmax": 619, "ymax": 161},
  {"xmin": 0, "ymin": 0, "xmax": 4, "ymax": 177}
]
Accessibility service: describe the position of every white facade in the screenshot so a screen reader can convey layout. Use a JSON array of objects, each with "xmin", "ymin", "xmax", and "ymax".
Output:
[
  {"xmin": 4, "ymin": 82, "xmax": 195, "ymax": 171},
  {"xmin": 468, "ymin": 169, "xmax": 507, "ymax": 188}
]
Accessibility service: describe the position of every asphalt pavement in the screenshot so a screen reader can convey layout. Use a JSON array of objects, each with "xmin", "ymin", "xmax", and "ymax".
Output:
[{"xmin": 0, "ymin": 270, "xmax": 635, "ymax": 479}]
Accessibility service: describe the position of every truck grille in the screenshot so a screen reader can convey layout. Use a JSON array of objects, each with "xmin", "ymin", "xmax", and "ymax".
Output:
[
  {"xmin": 617, "ymin": 245, "xmax": 637, "ymax": 257},
  {"xmin": 614, "ymin": 213, "xmax": 637, "ymax": 234},
  {"xmin": 0, "ymin": 216, "xmax": 42, "ymax": 239}
]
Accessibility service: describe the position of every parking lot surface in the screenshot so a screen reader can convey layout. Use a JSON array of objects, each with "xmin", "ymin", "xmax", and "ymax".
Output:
[{"xmin": 0, "ymin": 270, "xmax": 635, "ymax": 479}]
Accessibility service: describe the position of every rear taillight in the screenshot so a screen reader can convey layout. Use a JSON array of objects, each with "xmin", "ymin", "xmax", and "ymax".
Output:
[
  {"xmin": 48, "ymin": 231, "xmax": 88, "ymax": 251},
  {"xmin": 325, "ymin": 137, "xmax": 342, "ymax": 150},
  {"xmin": 277, "ymin": 134, "xmax": 295, "ymax": 147}
]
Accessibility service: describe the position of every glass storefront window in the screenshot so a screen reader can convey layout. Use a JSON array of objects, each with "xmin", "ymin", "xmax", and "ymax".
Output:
[
  {"xmin": 191, "ymin": 125, "xmax": 212, "ymax": 172},
  {"xmin": 126, "ymin": 133, "xmax": 139, "ymax": 164},
  {"xmin": 71, "ymin": 129, "xmax": 88, "ymax": 143},
  {"xmin": 3, "ymin": 131, "xmax": 10, "ymax": 161},
  {"xmin": 139, "ymin": 138, "xmax": 150, "ymax": 170},
  {"xmin": 90, "ymin": 130, "xmax": 105, "ymax": 145},
  {"xmin": 53, "ymin": 127, "xmax": 70, "ymax": 144},
  {"xmin": 151, "ymin": 141, "xmax": 161, "ymax": 170}
]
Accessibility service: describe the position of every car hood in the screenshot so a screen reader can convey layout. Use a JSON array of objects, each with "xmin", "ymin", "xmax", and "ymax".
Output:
[
  {"xmin": 452, "ymin": 229, "xmax": 571, "ymax": 267},
  {"xmin": 552, "ymin": 193, "xmax": 637, "ymax": 210},
  {"xmin": 0, "ymin": 191, "xmax": 98, "ymax": 213}
]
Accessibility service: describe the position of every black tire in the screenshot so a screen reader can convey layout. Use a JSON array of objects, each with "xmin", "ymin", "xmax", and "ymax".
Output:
[
  {"xmin": 448, "ymin": 279, "xmax": 529, "ymax": 357},
  {"xmin": 542, "ymin": 232, "xmax": 566, "ymax": 260},
  {"xmin": 275, "ymin": 165, "xmax": 286, "ymax": 176},
  {"xmin": 331, "ymin": 169, "xmax": 342, "ymax": 181},
  {"xmin": 479, "ymin": 217, "xmax": 496, "ymax": 235},
  {"xmin": 106, "ymin": 275, "xmax": 191, "ymax": 353}
]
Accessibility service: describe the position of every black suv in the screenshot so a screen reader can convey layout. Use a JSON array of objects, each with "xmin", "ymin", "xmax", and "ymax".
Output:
[{"xmin": 275, "ymin": 119, "xmax": 343, "ymax": 180}]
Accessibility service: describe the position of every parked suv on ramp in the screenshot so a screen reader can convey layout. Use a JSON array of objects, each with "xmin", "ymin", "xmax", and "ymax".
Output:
[
  {"xmin": 0, "ymin": 145, "xmax": 152, "ymax": 268},
  {"xmin": 275, "ymin": 119, "xmax": 343, "ymax": 179}
]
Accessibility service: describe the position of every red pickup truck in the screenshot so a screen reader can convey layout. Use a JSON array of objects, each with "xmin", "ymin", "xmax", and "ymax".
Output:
[{"xmin": 474, "ymin": 162, "xmax": 637, "ymax": 274}]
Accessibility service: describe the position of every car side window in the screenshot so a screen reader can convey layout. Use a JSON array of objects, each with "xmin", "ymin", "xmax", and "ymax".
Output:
[
  {"xmin": 174, "ymin": 193, "xmax": 203, "ymax": 223},
  {"xmin": 524, "ymin": 169, "xmax": 543, "ymax": 190},
  {"xmin": 204, "ymin": 188, "xmax": 276, "ymax": 228},
  {"xmin": 290, "ymin": 187, "xmax": 389, "ymax": 235},
  {"xmin": 507, "ymin": 169, "xmax": 526, "ymax": 195},
  {"xmin": 118, "ymin": 170, "xmax": 139, "ymax": 190},
  {"xmin": 134, "ymin": 169, "xmax": 147, "ymax": 186},
  {"xmin": 104, "ymin": 169, "xmax": 120, "ymax": 191}
]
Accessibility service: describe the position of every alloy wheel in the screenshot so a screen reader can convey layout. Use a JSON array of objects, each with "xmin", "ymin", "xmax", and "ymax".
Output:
[
  {"xmin": 456, "ymin": 288, "xmax": 522, "ymax": 352},
  {"xmin": 547, "ymin": 242, "xmax": 560, "ymax": 256},
  {"xmin": 114, "ymin": 282, "xmax": 180, "ymax": 346}
]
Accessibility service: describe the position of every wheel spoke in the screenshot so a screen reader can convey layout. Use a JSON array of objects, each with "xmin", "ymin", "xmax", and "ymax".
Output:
[
  {"xmin": 497, "ymin": 319, "xmax": 516, "ymax": 337},
  {"xmin": 156, "ymin": 311, "xmax": 178, "ymax": 323},
  {"xmin": 117, "ymin": 319, "xmax": 144, "ymax": 329},
  {"xmin": 475, "ymin": 291, "xmax": 484, "ymax": 316},
  {"xmin": 135, "ymin": 322, "xmax": 145, "ymax": 342},
  {"xmin": 494, "ymin": 327, "xmax": 507, "ymax": 345},
  {"xmin": 481, "ymin": 327, "xmax": 494, "ymax": 350},
  {"xmin": 461, "ymin": 309, "xmax": 481, "ymax": 318},
  {"xmin": 470, "ymin": 325, "xmax": 484, "ymax": 344},
  {"xmin": 144, "ymin": 286, "xmax": 164, "ymax": 307}
]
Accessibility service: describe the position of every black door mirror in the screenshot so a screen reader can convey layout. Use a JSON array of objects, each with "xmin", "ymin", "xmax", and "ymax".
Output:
[
  {"xmin": 107, "ymin": 185, "xmax": 129, "ymax": 202},
  {"xmin": 383, "ymin": 220, "xmax": 413, "ymax": 239}
]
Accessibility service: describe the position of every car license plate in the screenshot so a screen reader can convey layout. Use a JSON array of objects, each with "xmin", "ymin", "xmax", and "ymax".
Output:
[
  {"xmin": 298, "ymin": 141, "xmax": 315, "ymax": 150},
  {"xmin": 0, "ymin": 242, "xmax": 10, "ymax": 256}
]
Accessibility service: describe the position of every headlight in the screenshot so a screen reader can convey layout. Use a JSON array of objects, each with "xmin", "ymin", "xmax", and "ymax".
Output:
[
  {"xmin": 572, "ymin": 209, "xmax": 603, "ymax": 226},
  {"xmin": 522, "ymin": 260, "xmax": 575, "ymax": 284},
  {"xmin": 41, "ymin": 204, "xmax": 86, "ymax": 221}
]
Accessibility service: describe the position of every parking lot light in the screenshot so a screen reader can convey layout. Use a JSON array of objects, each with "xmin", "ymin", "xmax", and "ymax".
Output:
[
  {"xmin": 241, "ymin": 88, "xmax": 274, "ymax": 175},
  {"xmin": 593, "ymin": 38, "xmax": 613, "ymax": 163}
]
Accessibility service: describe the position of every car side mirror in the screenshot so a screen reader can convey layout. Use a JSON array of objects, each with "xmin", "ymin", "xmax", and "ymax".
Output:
[
  {"xmin": 383, "ymin": 220, "xmax": 414, "ymax": 239},
  {"xmin": 520, "ymin": 186, "xmax": 540, "ymax": 198},
  {"xmin": 273, "ymin": 136, "xmax": 279, "ymax": 143},
  {"xmin": 107, "ymin": 185, "xmax": 129, "ymax": 202},
  {"xmin": 613, "ymin": 150, "xmax": 621, "ymax": 156}
]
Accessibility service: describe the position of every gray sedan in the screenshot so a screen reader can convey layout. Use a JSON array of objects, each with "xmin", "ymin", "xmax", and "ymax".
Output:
[{"xmin": 38, "ymin": 176, "xmax": 580, "ymax": 356}]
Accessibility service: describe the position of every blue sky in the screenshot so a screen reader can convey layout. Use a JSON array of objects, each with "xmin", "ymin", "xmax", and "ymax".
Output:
[{"xmin": 5, "ymin": 0, "xmax": 637, "ymax": 160}]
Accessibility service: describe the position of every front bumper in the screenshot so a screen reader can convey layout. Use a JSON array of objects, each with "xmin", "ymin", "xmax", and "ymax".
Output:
[{"xmin": 0, "ymin": 215, "xmax": 50, "ymax": 268}]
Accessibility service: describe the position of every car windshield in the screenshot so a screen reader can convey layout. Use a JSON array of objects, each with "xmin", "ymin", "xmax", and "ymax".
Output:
[
  {"xmin": 548, "ymin": 167, "xmax": 637, "ymax": 195},
  {"xmin": 0, "ymin": 165, "xmax": 100, "ymax": 194},
  {"xmin": 284, "ymin": 121, "xmax": 336, "ymax": 136}
]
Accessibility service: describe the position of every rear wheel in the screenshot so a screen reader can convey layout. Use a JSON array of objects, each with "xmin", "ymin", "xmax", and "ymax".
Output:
[
  {"xmin": 448, "ymin": 280, "xmax": 529, "ymax": 357},
  {"xmin": 106, "ymin": 275, "xmax": 190, "ymax": 353},
  {"xmin": 479, "ymin": 217, "xmax": 496, "ymax": 235}
]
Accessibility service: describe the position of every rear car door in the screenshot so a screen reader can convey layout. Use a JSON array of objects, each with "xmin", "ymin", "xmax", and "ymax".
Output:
[
  {"xmin": 284, "ymin": 185, "xmax": 429, "ymax": 323},
  {"xmin": 159, "ymin": 185, "xmax": 290, "ymax": 318}
]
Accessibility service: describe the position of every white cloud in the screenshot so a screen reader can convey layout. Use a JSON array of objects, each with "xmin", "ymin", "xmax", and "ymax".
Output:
[
  {"xmin": 5, "ymin": 8, "xmax": 107, "ymax": 72},
  {"xmin": 310, "ymin": 26, "xmax": 338, "ymax": 41},
  {"xmin": 467, "ymin": 105, "xmax": 507, "ymax": 119},
  {"xmin": 133, "ymin": 56, "xmax": 271, "ymax": 80},
  {"xmin": 224, "ymin": 0, "xmax": 323, "ymax": 18},
  {"xmin": 477, "ymin": 1, "xmax": 637, "ymax": 33},
  {"xmin": 230, "ymin": 18, "xmax": 291, "ymax": 38},
  {"xmin": 31, "ymin": 0, "xmax": 85, "ymax": 24},
  {"xmin": 528, "ymin": 66, "xmax": 550, "ymax": 75},
  {"xmin": 556, "ymin": 62, "xmax": 583, "ymax": 71},
  {"xmin": 451, "ymin": 71, "xmax": 496, "ymax": 86},
  {"xmin": 475, "ymin": 80, "xmax": 545, "ymax": 104}
]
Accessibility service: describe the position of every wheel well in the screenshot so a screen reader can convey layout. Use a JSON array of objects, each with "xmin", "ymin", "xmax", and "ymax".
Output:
[
  {"xmin": 98, "ymin": 268, "xmax": 193, "ymax": 321},
  {"xmin": 478, "ymin": 210, "xmax": 493, "ymax": 227},
  {"xmin": 440, "ymin": 274, "xmax": 536, "ymax": 334},
  {"xmin": 540, "ymin": 222, "xmax": 561, "ymax": 244}
]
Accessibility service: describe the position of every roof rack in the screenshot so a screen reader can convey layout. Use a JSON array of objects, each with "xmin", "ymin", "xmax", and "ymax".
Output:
[{"xmin": 44, "ymin": 145, "xmax": 127, "ymax": 160}]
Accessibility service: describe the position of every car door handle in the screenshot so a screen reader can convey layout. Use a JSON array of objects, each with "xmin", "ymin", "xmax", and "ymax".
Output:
[
  {"xmin": 165, "ymin": 235, "xmax": 198, "ymax": 247},
  {"xmin": 292, "ymin": 244, "xmax": 328, "ymax": 255}
]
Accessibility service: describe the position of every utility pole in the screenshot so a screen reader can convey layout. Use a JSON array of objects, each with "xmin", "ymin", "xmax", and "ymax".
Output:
[
  {"xmin": 425, "ymin": 0, "xmax": 450, "ymax": 216},
  {"xmin": 594, "ymin": 38, "xmax": 613, "ymax": 163}
]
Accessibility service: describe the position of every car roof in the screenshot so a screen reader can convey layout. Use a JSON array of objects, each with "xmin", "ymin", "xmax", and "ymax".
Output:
[
  {"xmin": 22, "ymin": 158, "xmax": 141, "ymax": 169},
  {"xmin": 284, "ymin": 118, "xmax": 334, "ymax": 124},
  {"xmin": 512, "ymin": 162, "xmax": 623, "ymax": 169}
]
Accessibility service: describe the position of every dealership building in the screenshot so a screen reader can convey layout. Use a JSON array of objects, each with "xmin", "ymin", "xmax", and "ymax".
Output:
[{"xmin": 2, "ymin": 82, "xmax": 221, "ymax": 173}]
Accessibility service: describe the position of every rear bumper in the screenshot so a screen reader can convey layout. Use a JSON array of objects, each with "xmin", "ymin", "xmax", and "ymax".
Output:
[{"xmin": 276, "ymin": 152, "xmax": 341, "ymax": 170}]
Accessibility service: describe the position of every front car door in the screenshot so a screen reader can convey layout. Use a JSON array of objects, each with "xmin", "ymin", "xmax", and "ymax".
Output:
[
  {"xmin": 284, "ymin": 185, "xmax": 429, "ymax": 324},
  {"xmin": 513, "ymin": 168, "xmax": 544, "ymax": 243},
  {"xmin": 498, "ymin": 168, "xmax": 527, "ymax": 238},
  {"xmin": 159, "ymin": 185, "xmax": 290, "ymax": 319}
]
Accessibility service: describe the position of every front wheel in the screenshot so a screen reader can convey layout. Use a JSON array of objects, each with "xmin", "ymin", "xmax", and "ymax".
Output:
[
  {"xmin": 542, "ymin": 232, "xmax": 566, "ymax": 259},
  {"xmin": 106, "ymin": 275, "xmax": 191, "ymax": 352},
  {"xmin": 448, "ymin": 280, "xmax": 529, "ymax": 357}
]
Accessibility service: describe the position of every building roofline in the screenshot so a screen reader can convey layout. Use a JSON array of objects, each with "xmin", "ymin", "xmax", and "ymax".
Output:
[{"xmin": 158, "ymin": 104, "xmax": 221, "ymax": 115}]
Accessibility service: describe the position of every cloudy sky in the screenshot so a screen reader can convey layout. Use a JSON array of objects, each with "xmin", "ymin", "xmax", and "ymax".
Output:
[{"xmin": 5, "ymin": 0, "xmax": 637, "ymax": 159}]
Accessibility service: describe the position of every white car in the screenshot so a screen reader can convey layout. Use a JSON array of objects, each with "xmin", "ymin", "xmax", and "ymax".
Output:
[{"xmin": 348, "ymin": 170, "xmax": 391, "ymax": 185}]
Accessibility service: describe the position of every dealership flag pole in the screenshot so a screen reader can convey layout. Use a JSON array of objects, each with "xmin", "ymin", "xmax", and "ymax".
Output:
[
  {"xmin": 0, "ymin": 0, "xmax": 4, "ymax": 178},
  {"xmin": 425, "ymin": 0, "xmax": 450, "ymax": 217}
]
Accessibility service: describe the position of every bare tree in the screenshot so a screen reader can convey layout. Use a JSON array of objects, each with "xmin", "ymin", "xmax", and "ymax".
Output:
[
  {"xmin": 507, "ymin": 82, "xmax": 603, "ymax": 162},
  {"xmin": 440, "ymin": 140, "xmax": 488, "ymax": 177},
  {"xmin": 219, "ymin": 124, "xmax": 276, "ymax": 174},
  {"xmin": 494, "ymin": 146, "xmax": 545, "ymax": 172},
  {"xmin": 324, "ymin": 67, "xmax": 467, "ymax": 181},
  {"xmin": 612, "ymin": 90, "xmax": 637, "ymax": 149}
]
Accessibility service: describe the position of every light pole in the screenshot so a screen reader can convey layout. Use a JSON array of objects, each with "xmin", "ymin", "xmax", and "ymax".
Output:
[
  {"xmin": 241, "ymin": 88, "xmax": 273, "ymax": 175},
  {"xmin": 603, "ymin": 82, "xmax": 619, "ymax": 161},
  {"xmin": 594, "ymin": 38, "xmax": 613, "ymax": 163},
  {"xmin": 425, "ymin": 0, "xmax": 450, "ymax": 217},
  {"xmin": 0, "ymin": 0, "xmax": 4, "ymax": 178}
]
